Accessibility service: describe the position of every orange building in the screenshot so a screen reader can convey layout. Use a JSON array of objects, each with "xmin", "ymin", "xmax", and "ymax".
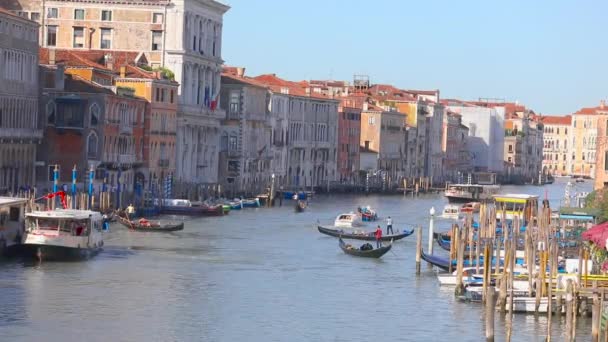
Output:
[{"xmin": 570, "ymin": 103, "xmax": 606, "ymax": 178}]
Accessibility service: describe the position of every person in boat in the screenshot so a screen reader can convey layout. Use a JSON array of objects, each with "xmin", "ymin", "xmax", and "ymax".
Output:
[
  {"xmin": 126, "ymin": 204, "xmax": 135, "ymax": 220},
  {"xmin": 138, "ymin": 218, "xmax": 151, "ymax": 228},
  {"xmin": 375, "ymin": 225, "xmax": 383, "ymax": 248},
  {"xmin": 386, "ymin": 216, "xmax": 393, "ymax": 235}
]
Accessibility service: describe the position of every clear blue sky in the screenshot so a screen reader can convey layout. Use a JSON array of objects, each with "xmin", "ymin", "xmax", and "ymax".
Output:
[{"xmin": 222, "ymin": 0, "xmax": 607, "ymax": 115}]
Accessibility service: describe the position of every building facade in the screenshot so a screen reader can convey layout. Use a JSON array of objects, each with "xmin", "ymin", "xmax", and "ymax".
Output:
[
  {"xmin": 540, "ymin": 115, "xmax": 571, "ymax": 177},
  {"xmin": 337, "ymin": 105, "xmax": 361, "ymax": 183},
  {"xmin": 219, "ymin": 68, "xmax": 272, "ymax": 196},
  {"xmin": 254, "ymin": 74, "xmax": 339, "ymax": 190},
  {"xmin": 594, "ymin": 113, "xmax": 608, "ymax": 190},
  {"xmin": 570, "ymin": 104, "xmax": 604, "ymax": 178},
  {"xmin": 4, "ymin": 0, "xmax": 230, "ymax": 189},
  {"xmin": 0, "ymin": 9, "xmax": 41, "ymax": 193},
  {"xmin": 444, "ymin": 99, "xmax": 505, "ymax": 174},
  {"xmin": 38, "ymin": 65, "xmax": 146, "ymax": 200},
  {"xmin": 359, "ymin": 104, "xmax": 408, "ymax": 187},
  {"xmin": 443, "ymin": 112, "xmax": 471, "ymax": 181}
]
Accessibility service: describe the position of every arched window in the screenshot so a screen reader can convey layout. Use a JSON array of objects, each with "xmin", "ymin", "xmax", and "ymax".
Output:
[
  {"xmin": 46, "ymin": 100, "xmax": 56, "ymax": 124},
  {"xmin": 87, "ymin": 131, "xmax": 98, "ymax": 158},
  {"xmin": 90, "ymin": 103, "xmax": 100, "ymax": 126}
]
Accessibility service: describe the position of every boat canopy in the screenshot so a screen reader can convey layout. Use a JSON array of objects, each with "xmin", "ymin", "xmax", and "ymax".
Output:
[
  {"xmin": 559, "ymin": 207, "xmax": 599, "ymax": 222},
  {"xmin": 26, "ymin": 209, "xmax": 100, "ymax": 220}
]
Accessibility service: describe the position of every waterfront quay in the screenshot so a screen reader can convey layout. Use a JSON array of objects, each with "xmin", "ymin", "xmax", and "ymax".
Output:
[{"xmin": 0, "ymin": 179, "xmax": 597, "ymax": 341}]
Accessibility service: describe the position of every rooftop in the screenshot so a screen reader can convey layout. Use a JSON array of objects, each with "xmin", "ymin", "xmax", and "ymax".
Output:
[{"xmin": 539, "ymin": 115, "xmax": 572, "ymax": 125}]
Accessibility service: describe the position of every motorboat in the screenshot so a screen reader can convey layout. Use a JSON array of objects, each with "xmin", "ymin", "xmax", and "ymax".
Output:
[
  {"xmin": 334, "ymin": 213, "xmax": 363, "ymax": 228},
  {"xmin": 460, "ymin": 202, "xmax": 480, "ymax": 214},
  {"xmin": 442, "ymin": 205, "xmax": 461, "ymax": 220},
  {"xmin": 0, "ymin": 197, "xmax": 28, "ymax": 256},
  {"xmin": 357, "ymin": 206, "xmax": 378, "ymax": 221},
  {"xmin": 22, "ymin": 209, "xmax": 105, "ymax": 261},
  {"xmin": 444, "ymin": 184, "xmax": 500, "ymax": 203}
]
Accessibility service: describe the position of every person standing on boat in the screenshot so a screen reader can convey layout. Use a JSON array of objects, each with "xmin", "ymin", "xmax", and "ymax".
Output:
[
  {"xmin": 126, "ymin": 204, "xmax": 135, "ymax": 220},
  {"xmin": 375, "ymin": 225, "xmax": 383, "ymax": 248},
  {"xmin": 386, "ymin": 216, "xmax": 393, "ymax": 235}
]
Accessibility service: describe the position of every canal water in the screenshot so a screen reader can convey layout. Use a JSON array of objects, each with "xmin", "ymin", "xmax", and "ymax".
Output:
[{"xmin": 0, "ymin": 178, "xmax": 595, "ymax": 341}]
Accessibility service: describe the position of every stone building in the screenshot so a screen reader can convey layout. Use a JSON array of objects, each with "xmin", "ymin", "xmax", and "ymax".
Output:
[
  {"xmin": 0, "ymin": 9, "xmax": 41, "ymax": 193},
  {"xmin": 539, "ymin": 115, "xmax": 571, "ymax": 177},
  {"xmin": 254, "ymin": 74, "xmax": 339, "ymax": 190},
  {"xmin": 337, "ymin": 103, "xmax": 361, "ymax": 184},
  {"xmin": 443, "ymin": 111, "xmax": 471, "ymax": 182},
  {"xmin": 38, "ymin": 60, "xmax": 146, "ymax": 202},
  {"xmin": 594, "ymin": 112, "xmax": 608, "ymax": 190},
  {"xmin": 3, "ymin": 0, "xmax": 230, "ymax": 189},
  {"xmin": 359, "ymin": 103, "xmax": 408, "ymax": 187},
  {"xmin": 570, "ymin": 103, "xmax": 605, "ymax": 178},
  {"xmin": 219, "ymin": 67, "xmax": 272, "ymax": 196}
]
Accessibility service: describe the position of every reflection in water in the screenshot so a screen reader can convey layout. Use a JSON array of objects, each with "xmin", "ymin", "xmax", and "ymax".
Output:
[{"xmin": 0, "ymin": 179, "xmax": 594, "ymax": 341}]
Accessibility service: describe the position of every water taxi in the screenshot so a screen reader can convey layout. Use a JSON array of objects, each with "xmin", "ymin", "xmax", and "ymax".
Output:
[
  {"xmin": 334, "ymin": 213, "xmax": 363, "ymax": 228},
  {"xmin": 22, "ymin": 209, "xmax": 105, "ymax": 261},
  {"xmin": 0, "ymin": 197, "xmax": 29, "ymax": 256},
  {"xmin": 444, "ymin": 184, "xmax": 500, "ymax": 203},
  {"xmin": 493, "ymin": 194, "xmax": 538, "ymax": 226},
  {"xmin": 441, "ymin": 205, "xmax": 461, "ymax": 220}
]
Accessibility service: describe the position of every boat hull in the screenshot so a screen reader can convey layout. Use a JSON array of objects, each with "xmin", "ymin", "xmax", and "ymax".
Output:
[
  {"xmin": 318, "ymin": 226, "xmax": 413, "ymax": 241},
  {"xmin": 22, "ymin": 244, "xmax": 102, "ymax": 261},
  {"xmin": 339, "ymin": 238, "xmax": 392, "ymax": 258}
]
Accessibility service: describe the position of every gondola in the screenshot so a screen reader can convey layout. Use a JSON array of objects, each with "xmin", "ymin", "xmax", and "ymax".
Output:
[
  {"xmin": 295, "ymin": 201, "xmax": 307, "ymax": 213},
  {"xmin": 421, "ymin": 249, "xmax": 495, "ymax": 271},
  {"xmin": 318, "ymin": 226, "xmax": 413, "ymax": 241},
  {"xmin": 339, "ymin": 238, "xmax": 392, "ymax": 258},
  {"xmin": 117, "ymin": 215, "xmax": 184, "ymax": 232}
]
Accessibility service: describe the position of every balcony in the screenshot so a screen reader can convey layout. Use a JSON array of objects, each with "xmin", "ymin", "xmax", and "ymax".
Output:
[
  {"xmin": 0, "ymin": 128, "xmax": 43, "ymax": 141},
  {"xmin": 158, "ymin": 159, "xmax": 170, "ymax": 167},
  {"xmin": 120, "ymin": 125, "xmax": 133, "ymax": 135},
  {"xmin": 119, "ymin": 154, "xmax": 135, "ymax": 164}
]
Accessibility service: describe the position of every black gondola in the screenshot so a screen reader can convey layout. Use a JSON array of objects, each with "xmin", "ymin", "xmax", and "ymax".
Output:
[
  {"xmin": 117, "ymin": 215, "xmax": 184, "ymax": 232},
  {"xmin": 318, "ymin": 225, "xmax": 413, "ymax": 241},
  {"xmin": 339, "ymin": 238, "xmax": 392, "ymax": 258},
  {"xmin": 420, "ymin": 249, "xmax": 451, "ymax": 271},
  {"xmin": 295, "ymin": 200, "xmax": 307, "ymax": 213}
]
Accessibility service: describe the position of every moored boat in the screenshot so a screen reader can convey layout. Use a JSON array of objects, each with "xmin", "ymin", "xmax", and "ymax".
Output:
[
  {"xmin": 444, "ymin": 184, "xmax": 500, "ymax": 203},
  {"xmin": 22, "ymin": 209, "xmax": 105, "ymax": 261},
  {"xmin": 318, "ymin": 225, "xmax": 413, "ymax": 241},
  {"xmin": 0, "ymin": 197, "xmax": 28, "ymax": 257},
  {"xmin": 339, "ymin": 238, "xmax": 392, "ymax": 258},
  {"xmin": 441, "ymin": 205, "xmax": 461, "ymax": 220},
  {"xmin": 460, "ymin": 202, "xmax": 480, "ymax": 214},
  {"xmin": 241, "ymin": 198, "xmax": 261, "ymax": 208}
]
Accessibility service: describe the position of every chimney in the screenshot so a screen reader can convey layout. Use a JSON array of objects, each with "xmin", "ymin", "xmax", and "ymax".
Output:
[
  {"xmin": 49, "ymin": 49, "xmax": 56, "ymax": 65},
  {"xmin": 55, "ymin": 64, "xmax": 65, "ymax": 90},
  {"xmin": 236, "ymin": 67, "xmax": 245, "ymax": 77},
  {"xmin": 601, "ymin": 100, "xmax": 606, "ymax": 109},
  {"xmin": 363, "ymin": 102, "xmax": 369, "ymax": 111},
  {"xmin": 120, "ymin": 66, "xmax": 126, "ymax": 78},
  {"xmin": 104, "ymin": 54, "xmax": 113, "ymax": 71}
]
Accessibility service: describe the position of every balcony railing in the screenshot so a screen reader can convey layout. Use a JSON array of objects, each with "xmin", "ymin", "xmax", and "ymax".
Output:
[
  {"xmin": 120, "ymin": 125, "xmax": 133, "ymax": 134},
  {"xmin": 119, "ymin": 154, "xmax": 135, "ymax": 164},
  {"xmin": 0, "ymin": 128, "xmax": 43, "ymax": 139}
]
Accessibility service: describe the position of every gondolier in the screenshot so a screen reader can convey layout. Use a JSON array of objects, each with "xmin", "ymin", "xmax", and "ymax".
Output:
[
  {"xmin": 375, "ymin": 225, "xmax": 383, "ymax": 248},
  {"xmin": 386, "ymin": 216, "xmax": 393, "ymax": 235}
]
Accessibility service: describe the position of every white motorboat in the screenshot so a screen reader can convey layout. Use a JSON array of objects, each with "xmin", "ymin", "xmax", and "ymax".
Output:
[
  {"xmin": 22, "ymin": 209, "xmax": 105, "ymax": 261},
  {"xmin": 441, "ymin": 205, "xmax": 461, "ymax": 220},
  {"xmin": 334, "ymin": 213, "xmax": 363, "ymax": 228},
  {"xmin": 0, "ymin": 197, "xmax": 28, "ymax": 256}
]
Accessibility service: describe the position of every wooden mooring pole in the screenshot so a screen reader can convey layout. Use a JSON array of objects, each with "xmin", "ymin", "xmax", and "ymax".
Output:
[
  {"xmin": 593, "ymin": 281, "xmax": 600, "ymax": 342},
  {"xmin": 485, "ymin": 285, "xmax": 495, "ymax": 342},
  {"xmin": 415, "ymin": 226, "xmax": 422, "ymax": 275},
  {"xmin": 566, "ymin": 279, "xmax": 574, "ymax": 342}
]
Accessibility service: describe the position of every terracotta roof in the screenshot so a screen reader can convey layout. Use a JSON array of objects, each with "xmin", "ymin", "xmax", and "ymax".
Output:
[
  {"xmin": 40, "ymin": 48, "xmax": 107, "ymax": 69},
  {"xmin": 0, "ymin": 7, "xmax": 37, "ymax": 24},
  {"xmin": 63, "ymin": 74, "xmax": 115, "ymax": 94},
  {"xmin": 575, "ymin": 104, "xmax": 608, "ymax": 115},
  {"xmin": 253, "ymin": 74, "xmax": 337, "ymax": 100},
  {"xmin": 405, "ymin": 89, "xmax": 438, "ymax": 96},
  {"xmin": 222, "ymin": 72, "xmax": 268, "ymax": 89},
  {"xmin": 539, "ymin": 115, "xmax": 571, "ymax": 125}
]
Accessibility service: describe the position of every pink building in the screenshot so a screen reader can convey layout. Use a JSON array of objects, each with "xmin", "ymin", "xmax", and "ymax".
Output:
[{"xmin": 337, "ymin": 103, "xmax": 361, "ymax": 183}]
